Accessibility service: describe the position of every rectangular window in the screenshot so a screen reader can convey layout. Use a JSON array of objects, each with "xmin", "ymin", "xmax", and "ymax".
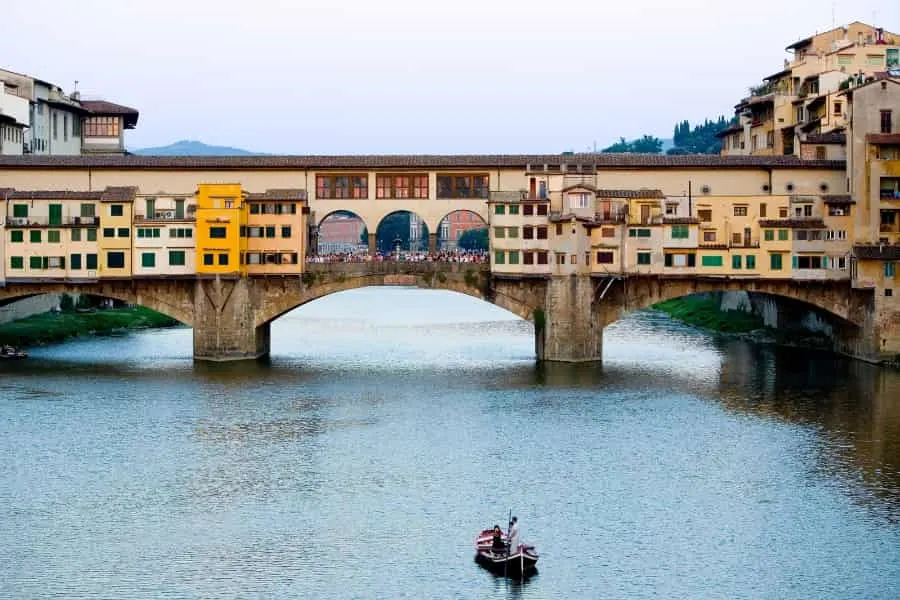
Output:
[
  {"xmin": 48, "ymin": 230, "xmax": 61, "ymax": 243},
  {"xmin": 106, "ymin": 251, "xmax": 125, "ymax": 269},
  {"xmin": 596, "ymin": 251, "xmax": 614, "ymax": 264},
  {"xmin": 867, "ymin": 54, "xmax": 884, "ymax": 66},
  {"xmin": 764, "ymin": 229, "xmax": 774, "ymax": 241},
  {"xmin": 316, "ymin": 175, "xmax": 368, "ymax": 199},
  {"xmin": 523, "ymin": 205, "xmax": 534, "ymax": 216},
  {"xmin": 886, "ymin": 262, "xmax": 896, "ymax": 278},
  {"xmin": 83, "ymin": 116, "xmax": 121, "ymax": 137},
  {"xmin": 523, "ymin": 226, "xmax": 534, "ymax": 240},
  {"xmin": 110, "ymin": 204, "xmax": 124, "ymax": 217},
  {"xmin": 601, "ymin": 227, "xmax": 615, "ymax": 238},
  {"xmin": 537, "ymin": 251, "xmax": 548, "ymax": 265},
  {"xmin": 436, "ymin": 174, "xmax": 489, "ymax": 199},
  {"xmin": 733, "ymin": 206, "xmax": 747, "ymax": 217},
  {"xmin": 746, "ymin": 255, "xmax": 756, "ymax": 269},
  {"xmin": 86, "ymin": 228, "xmax": 97, "ymax": 241},
  {"xmin": 837, "ymin": 54, "xmax": 853, "ymax": 66},
  {"xmin": 732, "ymin": 255, "xmax": 742, "ymax": 269},
  {"xmin": 508, "ymin": 251, "xmax": 520, "ymax": 265},
  {"xmin": 556, "ymin": 253, "xmax": 566, "ymax": 265},
  {"xmin": 628, "ymin": 229, "xmax": 652, "ymax": 238},
  {"xmin": 636, "ymin": 252, "xmax": 652, "ymax": 265},
  {"xmin": 80, "ymin": 203, "xmax": 95, "ymax": 218},
  {"xmin": 703, "ymin": 231, "xmax": 716, "ymax": 242},
  {"xmin": 760, "ymin": 203, "xmax": 767, "ymax": 218},
  {"xmin": 103, "ymin": 227, "xmax": 115, "ymax": 238},
  {"xmin": 523, "ymin": 251, "xmax": 534, "ymax": 265},
  {"xmin": 10, "ymin": 256, "xmax": 23, "ymax": 270},
  {"xmin": 536, "ymin": 226, "xmax": 548, "ymax": 240},
  {"xmin": 86, "ymin": 254, "xmax": 98, "ymax": 270},
  {"xmin": 778, "ymin": 230, "xmax": 789, "ymax": 241},
  {"xmin": 10, "ymin": 230, "xmax": 23, "ymax": 243},
  {"xmin": 701, "ymin": 255, "xmax": 723, "ymax": 267},
  {"xmin": 536, "ymin": 204, "xmax": 548, "ymax": 216},
  {"xmin": 494, "ymin": 251, "xmax": 505, "ymax": 265},
  {"xmin": 30, "ymin": 256, "xmax": 42, "ymax": 269},
  {"xmin": 249, "ymin": 203, "xmax": 260, "ymax": 215},
  {"xmin": 70, "ymin": 254, "xmax": 82, "ymax": 270},
  {"xmin": 141, "ymin": 252, "xmax": 156, "ymax": 268},
  {"xmin": 169, "ymin": 250, "xmax": 186, "ymax": 266},
  {"xmin": 71, "ymin": 228, "xmax": 82, "ymax": 242},
  {"xmin": 670, "ymin": 225, "xmax": 689, "ymax": 239},
  {"xmin": 209, "ymin": 226, "xmax": 227, "ymax": 239},
  {"xmin": 881, "ymin": 110, "xmax": 893, "ymax": 134},
  {"xmin": 770, "ymin": 253, "xmax": 783, "ymax": 270},
  {"xmin": 117, "ymin": 228, "xmax": 129, "ymax": 238},
  {"xmin": 493, "ymin": 204, "xmax": 505, "ymax": 215},
  {"xmin": 53, "ymin": 112, "xmax": 58, "ymax": 139},
  {"xmin": 203, "ymin": 253, "xmax": 214, "ymax": 266},
  {"xmin": 281, "ymin": 226, "xmax": 292, "ymax": 238},
  {"xmin": 375, "ymin": 175, "xmax": 429, "ymax": 199},
  {"xmin": 833, "ymin": 101, "xmax": 842, "ymax": 116},
  {"xmin": 13, "ymin": 204, "xmax": 28, "ymax": 218},
  {"xmin": 698, "ymin": 209, "xmax": 712, "ymax": 222},
  {"xmin": 265, "ymin": 226, "xmax": 276, "ymax": 238},
  {"xmin": 218, "ymin": 253, "xmax": 229, "ymax": 266},
  {"xmin": 49, "ymin": 204, "xmax": 62, "ymax": 225},
  {"xmin": 888, "ymin": 48, "xmax": 899, "ymax": 68},
  {"xmin": 30, "ymin": 230, "xmax": 41, "ymax": 243},
  {"xmin": 494, "ymin": 227, "xmax": 505, "ymax": 238},
  {"xmin": 508, "ymin": 204, "xmax": 519, "ymax": 215},
  {"xmin": 507, "ymin": 227, "xmax": 519, "ymax": 238}
]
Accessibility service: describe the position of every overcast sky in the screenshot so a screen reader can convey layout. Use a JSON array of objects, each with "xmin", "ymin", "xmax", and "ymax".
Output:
[{"xmin": 4, "ymin": 0, "xmax": 898, "ymax": 153}]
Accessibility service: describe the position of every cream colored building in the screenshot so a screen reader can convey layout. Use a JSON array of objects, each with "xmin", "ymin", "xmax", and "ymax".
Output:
[{"xmin": 132, "ymin": 193, "xmax": 197, "ymax": 277}]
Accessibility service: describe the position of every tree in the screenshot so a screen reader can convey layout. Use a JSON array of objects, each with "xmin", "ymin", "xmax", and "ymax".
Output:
[
  {"xmin": 457, "ymin": 227, "xmax": 488, "ymax": 251},
  {"xmin": 630, "ymin": 135, "xmax": 663, "ymax": 154},
  {"xmin": 601, "ymin": 137, "xmax": 632, "ymax": 153}
]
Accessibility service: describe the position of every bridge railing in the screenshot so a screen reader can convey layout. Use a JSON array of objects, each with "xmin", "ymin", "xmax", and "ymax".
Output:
[{"xmin": 305, "ymin": 261, "xmax": 490, "ymax": 276}]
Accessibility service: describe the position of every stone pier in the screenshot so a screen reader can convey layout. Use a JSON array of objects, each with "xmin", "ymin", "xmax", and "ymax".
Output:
[
  {"xmin": 193, "ymin": 277, "xmax": 270, "ymax": 361},
  {"xmin": 535, "ymin": 275, "xmax": 603, "ymax": 362}
]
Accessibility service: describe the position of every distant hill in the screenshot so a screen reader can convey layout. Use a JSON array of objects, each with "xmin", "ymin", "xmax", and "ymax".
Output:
[{"xmin": 131, "ymin": 140, "xmax": 265, "ymax": 156}]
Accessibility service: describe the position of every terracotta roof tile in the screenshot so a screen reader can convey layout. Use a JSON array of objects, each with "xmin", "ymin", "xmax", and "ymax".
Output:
[
  {"xmin": 245, "ymin": 188, "xmax": 308, "ymax": 201},
  {"xmin": 595, "ymin": 189, "xmax": 665, "ymax": 199},
  {"xmin": 80, "ymin": 100, "xmax": 139, "ymax": 128},
  {"xmin": 0, "ymin": 153, "xmax": 847, "ymax": 170},
  {"xmin": 6, "ymin": 190, "xmax": 104, "ymax": 200},
  {"xmin": 867, "ymin": 134, "xmax": 900, "ymax": 145},
  {"xmin": 99, "ymin": 186, "xmax": 138, "ymax": 202},
  {"xmin": 804, "ymin": 132, "xmax": 846, "ymax": 144},
  {"xmin": 822, "ymin": 194, "xmax": 855, "ymax": 204},
  {"xmin": 759, "ymin": 218, "xmax": 826, "ymax": 228}
]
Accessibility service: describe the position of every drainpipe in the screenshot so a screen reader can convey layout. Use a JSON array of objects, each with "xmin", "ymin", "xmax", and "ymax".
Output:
[{"xmin": 687, "ymin": 180, "xmax": 692, "ymax": 217}]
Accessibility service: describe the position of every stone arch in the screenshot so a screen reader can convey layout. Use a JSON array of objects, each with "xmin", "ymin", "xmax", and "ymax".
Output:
[
  {"xmin": 0, "ymin": 281, "xmax": 195, "ymax": 326},
  {"xmin": 598, "ymin": 276, "xmax": 868, "ymax": 330},
  {"xmin": 315, "ymin": 209, "xmax": 370, "ymax": 255},
  {"xmin": 373, "ymin": 209, "xmax": 431, "ymax": 253},
  {"xmin": 252, "ymin": 263, "xmax": 536, "ymax": 327},
  {"xmin": 435, "ymin": 209, "xmax": 488, "ymax": 250}
]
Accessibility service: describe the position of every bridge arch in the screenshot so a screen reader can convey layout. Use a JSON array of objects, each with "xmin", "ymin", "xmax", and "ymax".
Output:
[
  {"xmin": 253, "ymin": 263, "xmax": 537, "ymax": 328},
  {"xmin": 0, "ymin": 281, "xmax": 195, "ymax": 326},
  {"xmin": 315, "ymin": 210, "xmax": 369, "ymax": 255},
  {"xmin": 436, "ymin": 209, "xmax": 488, "ymax": 250},
  {"xmin": 373, "ymin": 210, "xmax": 431, "ymax": 253}
]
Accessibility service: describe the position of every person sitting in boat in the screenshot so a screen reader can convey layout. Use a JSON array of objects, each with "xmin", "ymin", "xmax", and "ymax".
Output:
[{"xmin": 491, "ymin": 525, "xmax": 505, "ymax": 551}]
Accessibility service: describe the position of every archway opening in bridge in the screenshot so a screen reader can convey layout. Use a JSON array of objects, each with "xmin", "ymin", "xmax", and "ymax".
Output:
[
  {"xmin": 373, "ymin": 210, "xmax": 430, "ymax": 254},
  {"xmin": 436, "ymin": 210, "xmax": 487, "ymax": 251},
  {"xmin": 315, "ymin": 210, "xmax": 367, "ymax": 257}
]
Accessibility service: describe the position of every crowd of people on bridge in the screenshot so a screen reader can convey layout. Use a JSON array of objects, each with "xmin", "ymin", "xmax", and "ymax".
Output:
[{"xmin": 307, "ymin": 249, "xmax": 488, "ymax": 264}]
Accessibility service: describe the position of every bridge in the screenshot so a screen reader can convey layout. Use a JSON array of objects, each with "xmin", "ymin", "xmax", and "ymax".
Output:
[{"xmin": 0, "ymin": 261, "xmax": 877, "ymax": 363}]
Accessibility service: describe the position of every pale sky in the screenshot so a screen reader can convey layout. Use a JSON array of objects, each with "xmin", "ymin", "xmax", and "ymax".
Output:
[{"xmin": 4, "ymin": 0, "xmax": 898, "ymax": 153}]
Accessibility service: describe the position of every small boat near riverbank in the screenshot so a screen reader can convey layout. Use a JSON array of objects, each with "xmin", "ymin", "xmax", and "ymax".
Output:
[
  {"xmin": 474, "ymin": 528, "xmax": 538, "ymax": 578},
  {"xmin": 0, "ymin": 345, "xmax": 28, "ymax": 359}
]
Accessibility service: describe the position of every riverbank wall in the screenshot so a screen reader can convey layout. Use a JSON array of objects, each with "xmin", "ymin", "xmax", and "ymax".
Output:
[{"xmin": 0, "ymin": 294, "xmax": 61, "ymax": 324}]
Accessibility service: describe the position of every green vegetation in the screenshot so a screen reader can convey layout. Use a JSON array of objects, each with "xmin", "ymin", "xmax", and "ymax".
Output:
[
  {"xmin": 457, "ymin": 227, "xmax": 488, "ymax": 251},
  {"xmin": 670, "ymin": 117, "xmax": 731, "ymax": 155},
  {"xmin": 602, "ymin": 135, "xmax": 664, "ymax": 154},
  {"xmin": 0, "ymin": 306, "xmax": 179, "ymax": 347},
  {"xmin": 654, "ymin": 296, "xmax": 764, "ymax": 334}
]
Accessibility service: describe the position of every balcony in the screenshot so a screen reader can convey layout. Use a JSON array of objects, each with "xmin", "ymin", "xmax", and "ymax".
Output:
[
  {"xmin": 628, "ymin": 214, "xmax": 664, "ymax": 226},
  {"xmin": 596, "ymin": 209, "xmax": 627, "ymax": 223},
  {"xmin": 4, "ymin": 216, "xmax": 100, "ymax": 227},
  {"xmin": 134, "ymin": 210, "xmax": 194, "ymax": 222},
  {"xmin": 489, "ymin": 191, "xmax": 525, "ymax": 203}
]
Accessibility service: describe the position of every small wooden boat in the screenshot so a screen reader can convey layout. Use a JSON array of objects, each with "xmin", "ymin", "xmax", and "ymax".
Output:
[
  {"xmin": 0, "ymin": 346, "xmax": 28, "ymax": 360},
  {"xmin": 473, "ymin": 528, "xmax": 538, "ymax": 578}
]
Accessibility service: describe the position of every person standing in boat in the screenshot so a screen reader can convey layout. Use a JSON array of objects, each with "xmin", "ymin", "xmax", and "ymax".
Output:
[
  {"xmin": 491, "ymin": 525, "xmax": 505, "ymax": 551},
  {"xmin": 507, "ymin": 516, "xmax": 519, "ymax": 552}
]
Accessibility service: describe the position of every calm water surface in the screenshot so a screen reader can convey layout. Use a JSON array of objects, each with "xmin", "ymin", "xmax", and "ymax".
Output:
[{"xmin": 1, "ymin": 288, "xmax": 899, "ymax": 599}]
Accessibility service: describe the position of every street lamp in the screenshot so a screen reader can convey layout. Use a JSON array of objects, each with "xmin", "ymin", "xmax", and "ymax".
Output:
[{"xmin": 393, "ymin": 235, "xmax": 402, "ymax": 259}]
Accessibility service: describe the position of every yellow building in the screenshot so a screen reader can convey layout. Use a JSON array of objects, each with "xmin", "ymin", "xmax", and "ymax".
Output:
[
  {"xmin": 97, "ymin": 187, "xmax": 137, "ymax": 277},
  {"xmin": 195, "ymin": 183, "xmax": 246, "ymax": 276},
  {"xmin": 243, "ymin": 189, "xmax": 308, "ymax": 275}
]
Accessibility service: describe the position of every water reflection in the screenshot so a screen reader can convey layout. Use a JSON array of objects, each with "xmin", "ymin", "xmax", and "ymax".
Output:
[{"xmin": 1, "ymin": 288, "xmax": 898, "ymax": 598}]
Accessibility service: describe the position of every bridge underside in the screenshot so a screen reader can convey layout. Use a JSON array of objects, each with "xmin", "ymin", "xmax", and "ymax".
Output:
[{"xmin": 0, "ymin": 268, "xmax": 887, "ymax": 363}]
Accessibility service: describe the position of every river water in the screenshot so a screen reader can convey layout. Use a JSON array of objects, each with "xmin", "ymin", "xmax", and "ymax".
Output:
[{"xmin": 1, "ymin": 288, "xmax": 899, "ymax": 599}]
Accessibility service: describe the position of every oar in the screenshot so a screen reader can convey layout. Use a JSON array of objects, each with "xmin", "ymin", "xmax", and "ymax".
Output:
[{"xmin": 504, "ymin": 508, "xmax": 511, "ymax": 579}]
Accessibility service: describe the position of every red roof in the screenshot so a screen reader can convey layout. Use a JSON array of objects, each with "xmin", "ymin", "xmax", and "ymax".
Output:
[{"xmin": 80, "ymin": 100, "xmax": 139, "ymax": 129}]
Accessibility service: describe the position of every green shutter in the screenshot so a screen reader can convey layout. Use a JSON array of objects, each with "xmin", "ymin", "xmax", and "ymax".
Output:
[
  {"xmin": 732, "ymin": 255, "xmax": 742, "ymax": 269},
  {"xmin": 49, "ymin": 204, "xmax": 62, "ymax": 226},
  {"xmin": 494, "ymin": 251, "xmax": 505, "ymax": 264},
  {"xmin": 701, "ymin": 255, "xmax": 723, "ymax": 267},
  {"xmin": 10, "ymin": 256, "xmax": 23, "ymax": 269},
  {"xmin": 13, "ymin": 204, "xmax": 27, "ymax": 218},
  {"xmin": 70, "ymin": 254, "xmax": 82, "ymax": 270},
  {"xmin": 30, "ymin": 230, "xmax": 41, "ymax": 243},
  {"xmin": 141, "ymin": 252, "xmax": 155, "ymax": 268},
  {"xmin": 10, "ymin": 230, "xmax": 23, "ymax": 243},
  {"xmin": 764, "ymin": 230, "xmax": 774, "ymax": 241},
  {"xmin": 746, "ymin": 255, "xmax": 756, "ymax": 269}
]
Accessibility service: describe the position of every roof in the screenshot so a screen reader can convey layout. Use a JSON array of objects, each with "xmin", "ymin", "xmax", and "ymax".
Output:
[
  {"xmin": 4, "ymin": 186, "xmax": 137, "ymax": 202},
  {"xmin": 80, "ymin": 100, "xmax": 139, "ymax": 129},
  {"xmin": 548, "ymin": 212, "xmax": 596, "ymax": 224},
  {"xmin": 595, "ymin": 189, "xmax": 665, "ymax": 199},
  {"xmin": 822, "ymin": 194, "xmax": 855, "ymax": 205},
  {"xmin": 715, "ymin": 123, "xmax": 744, "ymax": 138},
  {"xmin": 0, "ymin": 154, "xmax": 847, "ymax": 171},
  {"xmin": 866, "ymin": 134, "xmax": 900, "ymax": 145},
  {"xmin": 840, "ymin": 76, "xmax": 900, "ymax": 98},
  {"xmin": 245, "ymin": 188, "xmax": 308, "ymax": 201},
  {"xmin": 854, "ymin": 244, "xmax": 900, "ymax": 260},
  {"xmin": 759, "ymin": 218, "xmax": 826, "ymax": 228},
  {"xmin": 763, "ymin": 68, "xmax": 792, "ymax": 82},
  {"xmin": 803, "ymin": 132, "xmax": 846, "ymax": 145}
]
